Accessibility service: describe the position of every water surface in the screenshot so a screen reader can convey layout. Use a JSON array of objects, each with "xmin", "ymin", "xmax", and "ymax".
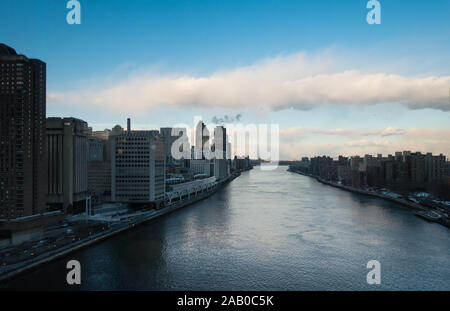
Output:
[{"xmin": 3, "ymin": 167, "xmax": 449, "ymax": 290}]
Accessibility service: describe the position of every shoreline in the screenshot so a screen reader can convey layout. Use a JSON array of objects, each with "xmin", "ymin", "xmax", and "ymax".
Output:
[
  {"xmin": 287, "ymin": 168, "xmax": 450, "ymax": 228},
  {"xmin": 0, "ymin": 174, "xmax": 239, "ymax": 283}
]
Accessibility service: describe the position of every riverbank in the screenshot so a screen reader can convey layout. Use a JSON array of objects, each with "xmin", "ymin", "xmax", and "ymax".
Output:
[
  {"xmin": 287, "ymin": 168, "xmax": 450, "ymax": 228},
  {"xmin": 3, "ymin": 166, "xmax": 449, "ymax": 290},
  {"xmin": 0, "ymin": 174, "xmax": 239, "ymax": 283}
]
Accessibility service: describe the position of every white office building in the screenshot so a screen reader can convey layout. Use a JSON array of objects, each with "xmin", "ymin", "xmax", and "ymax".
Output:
[{"xmin": 111, "ymin": 129, "xmax": 165, "ymax": 207}]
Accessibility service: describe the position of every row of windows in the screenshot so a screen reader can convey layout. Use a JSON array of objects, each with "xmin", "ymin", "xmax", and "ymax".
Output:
[
  {"xmin": 116, "ymin": 195, "xmax": 149, "ymax": 199},
  {"xmin": 117, "ymin": 157, "xmax": 150, "ymax": 160},
  {"xmin": 117, "ymin": 153, "xmax": 149, "ymax": 156},
  {"xmin": 116, "ymin": 189, "xmax": 150, "ymax": 193}
]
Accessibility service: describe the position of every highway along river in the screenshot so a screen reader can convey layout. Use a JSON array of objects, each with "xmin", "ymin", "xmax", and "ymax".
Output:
[{"xmin": 2, "ymin": 166, "xmax": 449, "ymax": 290}]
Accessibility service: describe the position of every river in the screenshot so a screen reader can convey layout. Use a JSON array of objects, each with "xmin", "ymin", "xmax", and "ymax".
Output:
[{"xmin": 2, "ymin": 166, "xmax": 449, "ymax": 290}]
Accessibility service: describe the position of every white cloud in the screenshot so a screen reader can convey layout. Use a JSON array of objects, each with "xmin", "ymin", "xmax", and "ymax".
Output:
[
  {"xmin": 362, "ymin": 126, "xmax": 406, "ymax": 137},
  {"xmin": 279, "ymin": 126, "xmax": 406, "ymax": 141},
  {"xmin": 48, "ymin": 52, "xmax": 450, "ymax": 112}
]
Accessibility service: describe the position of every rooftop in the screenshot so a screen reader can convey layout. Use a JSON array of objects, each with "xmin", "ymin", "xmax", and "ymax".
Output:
[{"xmin": 0, "ymin": 43, "xmax": 17, "ymax": 56}]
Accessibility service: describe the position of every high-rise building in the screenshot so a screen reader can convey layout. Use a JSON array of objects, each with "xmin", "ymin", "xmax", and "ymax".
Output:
[
  {"xmin": 408, "ymin": 152, "xmax": 425, "ymax": 186},
  {"xmin": 212, "ymin": 126, "xmax": 228, "ymax": 180},
  {"xmin": 87, "ymin": 135, "xmax": 111, "ymax": 203},
  {"xmin": 424, "ymin": 153, "xmax": 446, "ymax": 183},
  {"xmin": 0, "ymin": 44, "xmax": 47, "ymax": 219},
  {"xmin": 111, "ymin": 123, "xmax": 165, "ymax": 207},
  {"xmin": 299, "ymin": 151, "xmax": 448, "ymax": 193},
  {"xmin": 160, "ymin": 127, "xmax": 188, "ymax": 164},
  {"xmin": 213, "ymin": 126, "xmax": 227, "ymax": 160},
  {"xmin": 46, "ymin": 117, "xmax": 89, "ymax": 214},
  {"xmin": 195, "ymin": 121, "xmax": 209, "ymax": 159}
]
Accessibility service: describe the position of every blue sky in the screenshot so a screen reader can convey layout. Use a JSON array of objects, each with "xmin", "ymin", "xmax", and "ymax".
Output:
[{"xmin": 1, "ymin": 0, "xmax": 449, "ymax": 159}]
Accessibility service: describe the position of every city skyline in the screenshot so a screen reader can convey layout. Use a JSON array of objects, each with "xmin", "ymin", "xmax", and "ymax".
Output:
[
  {"xmin": 1, "ymin": 0, "xmax": 449, "ymax": 159},
  {"xmin": 1, "ymin": 2, "xmax": 450, "ymax": 293}
]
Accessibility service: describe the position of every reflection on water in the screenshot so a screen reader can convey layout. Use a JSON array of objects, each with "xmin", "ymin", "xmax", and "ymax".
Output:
[{"xmin": 2, "ymin": 166, "xmax": 450, "ymax": 290}]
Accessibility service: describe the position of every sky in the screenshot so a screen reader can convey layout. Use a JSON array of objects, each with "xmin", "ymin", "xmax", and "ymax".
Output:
[{"xmin": 1, "ymin": 0, "xmax": 449, "ymax": 159}]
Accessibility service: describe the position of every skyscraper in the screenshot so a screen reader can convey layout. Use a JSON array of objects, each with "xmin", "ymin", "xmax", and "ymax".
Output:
[
  {"xmin": 0, "ymin": 44, "xmax": 47, "ymax": 219},
  {"xmin": 212, "ymin": 126, "xmax": 228, "ymax": 180},
  {"xmin": 160, "ymin": 127, "xmax": 188, "ymax": 164},
  {"xmin": 213, "ymin": 126, "xmax": 227, "ymax": 160},
  {"xmin": 195, "ymin": 121, "xmax": 209, "ymax": 160}
]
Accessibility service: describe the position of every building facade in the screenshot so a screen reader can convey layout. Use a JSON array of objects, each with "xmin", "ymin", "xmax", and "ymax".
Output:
[
  {"xmin": 295, "ymin": 151, "xmax": 448, "ymax": 195},
  {"xmin": 87, "ymin": 135, "xmax": 111, "ymax": 203},
  {"xmin": 46, "ymin": 117, "xmax": 89, "ymax": 213},
  {"xmin": 160, "ymin": 127, "xmax": 188, "ymax": 164},
  {"xmin": 190, "ymin": 159, "xmax": 214, "ymax": 177},
  {"xmin": 195, "ymin": 121, "xmax": 210, "ymax": 160},
  {"xmin": 0, "ymin": 44, "xmax": 47, "ymax": 219},
  {"xmin": 213, "ymin": 126, "xmax": 227, "ymax": 159},
  {"xmin": 87, "ymin": 137, "xmax": 103, "ymax": 162},
  {"xmin": 111, "ymin": 130, "xmax": 165, "ymax": 206}
]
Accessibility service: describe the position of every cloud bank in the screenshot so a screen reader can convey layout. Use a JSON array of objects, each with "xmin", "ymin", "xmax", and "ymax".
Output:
[{"xmin": 48, "ymin": 52, "xmax": 450, "ymax": 112}]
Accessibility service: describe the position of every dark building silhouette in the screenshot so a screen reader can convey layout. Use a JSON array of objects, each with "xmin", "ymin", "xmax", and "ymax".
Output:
[
  {"xmin": 46, "ymin": 117, "xmax": 89, "ymax": 214},
  {"xmin": 233, "ymin": 156, "xmax": 252, "ymax": 171},
  {"xmin": 0, "ymin": 44, "xmax": 47, "ymax": 220},
  {"xmin": 292, "ymin": 151, "xmax": 448, "ymax": 199}
]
